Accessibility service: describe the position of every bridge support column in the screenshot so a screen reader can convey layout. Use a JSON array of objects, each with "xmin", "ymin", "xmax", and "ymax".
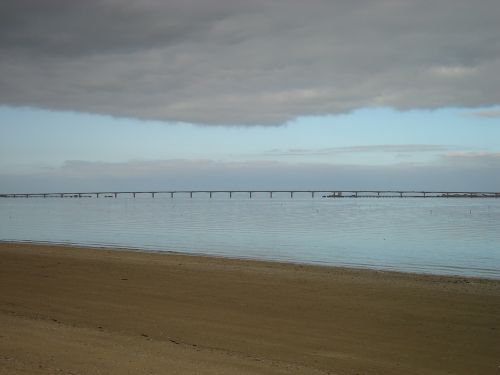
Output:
[
  {"xmin": 270, "ymin": 191, "xmax": 273, "ymax": 198},
  {"xmin": 152, "ymin": 192, "xmax": 155, "ymax": 198},
  {"xmin": 190, "ymin": 192, "xmax": 193, "ymax": 198},
  {"xmin": 229, "ymin": 192, "xmax": 232, "ymax": 199},
  {"xmin": 171, "ymin": 192, "xmax": 174, "ymax": 198},
  {"xmin": 249, "ymin": 192, "xmax": 252, "ymax": 199},
  {"xmin": 210, "ymin": 192, "xmax": 212, "ymax": 198},
  {"xmin": 114, "ymin": 193, "xmax": 117, "ymax": 198},
  {"xmin": 290, "ymin": 191, "xmax": 293, "ymax": 198}
]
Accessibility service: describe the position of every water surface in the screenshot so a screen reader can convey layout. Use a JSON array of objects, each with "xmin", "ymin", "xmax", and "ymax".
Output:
[{"xmin": 1, "ymin": 194, "xmax": 499, "ymax": 278}]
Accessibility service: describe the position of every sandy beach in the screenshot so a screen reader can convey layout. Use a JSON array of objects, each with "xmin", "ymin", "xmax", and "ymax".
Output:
[{"xmin": 1, "ymin": 242, "xmax": 499, "ymax": 374}]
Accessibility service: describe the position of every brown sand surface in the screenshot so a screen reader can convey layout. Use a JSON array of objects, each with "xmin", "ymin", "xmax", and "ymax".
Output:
[{"xmin": 1, "ymin": 242, "xmax": 499, "ymax": 375}]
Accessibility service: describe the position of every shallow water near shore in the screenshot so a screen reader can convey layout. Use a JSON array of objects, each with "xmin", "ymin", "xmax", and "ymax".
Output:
[{"xmin": 1, "ymin": 194, "xmax": 499, "ymax": 278}]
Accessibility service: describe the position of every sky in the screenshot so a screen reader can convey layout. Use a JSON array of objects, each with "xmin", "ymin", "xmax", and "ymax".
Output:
[{"xmin": 1, "ymin": 0, "xmax": 499, "ymax": 192}]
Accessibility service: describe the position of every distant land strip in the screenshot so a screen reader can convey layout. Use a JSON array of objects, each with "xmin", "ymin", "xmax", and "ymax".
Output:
[{"xmin": 1, "ymin": 190, "xmax": 499, "ymax": 199}]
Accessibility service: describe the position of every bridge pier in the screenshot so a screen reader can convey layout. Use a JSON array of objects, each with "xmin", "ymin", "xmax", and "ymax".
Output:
[
  {"xmin": 171, "ymin": 192, "xmax": 174, "ymax": 198},
  {"xmin": 229, "ymin": 192, "xmax": 232, "ymax": 199}
]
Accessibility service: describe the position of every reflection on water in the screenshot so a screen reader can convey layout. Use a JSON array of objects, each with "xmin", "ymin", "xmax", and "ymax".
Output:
[{"xmin": 1, "ymin": 194, "xmax": 499, "ymax": 279}]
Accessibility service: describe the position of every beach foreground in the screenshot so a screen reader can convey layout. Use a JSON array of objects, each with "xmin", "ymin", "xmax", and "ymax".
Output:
[{"xmin": 1, "ymin": 243, "xmax": 499, "ymax": 374}]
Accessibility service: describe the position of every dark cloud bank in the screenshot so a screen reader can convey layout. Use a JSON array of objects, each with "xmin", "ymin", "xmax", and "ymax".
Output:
[{"xmin": 1, "ymin": 0, "xmax": 500, "ymax": 125}]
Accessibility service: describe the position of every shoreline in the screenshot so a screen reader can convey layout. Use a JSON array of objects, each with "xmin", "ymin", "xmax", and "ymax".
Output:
[
  {"xmin": 1, "ymin": 242, "xmax": 499, "ymax": 374},
  {"xmin": 2, "ymin": 239, "xmax": 498, "ymax": 281}
]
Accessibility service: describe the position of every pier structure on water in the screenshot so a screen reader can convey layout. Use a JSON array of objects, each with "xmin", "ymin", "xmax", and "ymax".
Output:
[{"xmin": 1, "ymin": 190, "xmax": 499, "ymax": 199}]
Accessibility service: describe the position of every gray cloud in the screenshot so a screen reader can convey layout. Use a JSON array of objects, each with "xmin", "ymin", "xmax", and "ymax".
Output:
[
  {"xmin": 441, "ymin": 151, "xmax": 500, "ymax": 167},
  {"xmin": 1, "ymin": 157, "xmax": 499, "ymax": 193},
  {"xmin": 1, "ymin": 0, "xmax": 500, "ymax": 125}
]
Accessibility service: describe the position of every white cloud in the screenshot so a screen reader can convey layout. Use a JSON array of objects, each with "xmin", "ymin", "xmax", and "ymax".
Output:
[
  {"xmin": 265, "ymin": 144, "xmax": 454, "ymax": 156},
  {"xmin": 468, "ymin": 109, "xmax": 500, "ymax": 118},
  {"xmin": 430, "ymin": 65, "xmax": 477, "ymax": 78}
]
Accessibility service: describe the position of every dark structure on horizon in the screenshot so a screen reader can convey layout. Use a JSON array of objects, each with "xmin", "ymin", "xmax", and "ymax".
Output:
[{"xmin": 1, "ymin": 190, "xmax": 499, "ymax": 199}]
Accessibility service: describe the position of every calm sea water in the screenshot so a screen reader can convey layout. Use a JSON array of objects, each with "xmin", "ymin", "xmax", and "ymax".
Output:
[{"xmin": 1, "ymin": 194, "xmax": 499, "ymax": 278}]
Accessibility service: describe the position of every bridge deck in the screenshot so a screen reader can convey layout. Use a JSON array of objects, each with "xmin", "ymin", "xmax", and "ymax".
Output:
[{"xmin": 1, "ymin": 190, "xmax": 499, "ymax": 198}]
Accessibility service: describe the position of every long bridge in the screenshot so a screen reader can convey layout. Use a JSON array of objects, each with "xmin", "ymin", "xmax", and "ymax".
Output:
[{"xmin": 1, "ymin": 190, "xmax": 499, "ymax": 199}]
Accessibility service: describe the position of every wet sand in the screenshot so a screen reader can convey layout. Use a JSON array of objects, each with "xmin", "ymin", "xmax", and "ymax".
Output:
[{"xmin": 1, "ymin": 242, "xmax": 499, "ymax": 375}]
